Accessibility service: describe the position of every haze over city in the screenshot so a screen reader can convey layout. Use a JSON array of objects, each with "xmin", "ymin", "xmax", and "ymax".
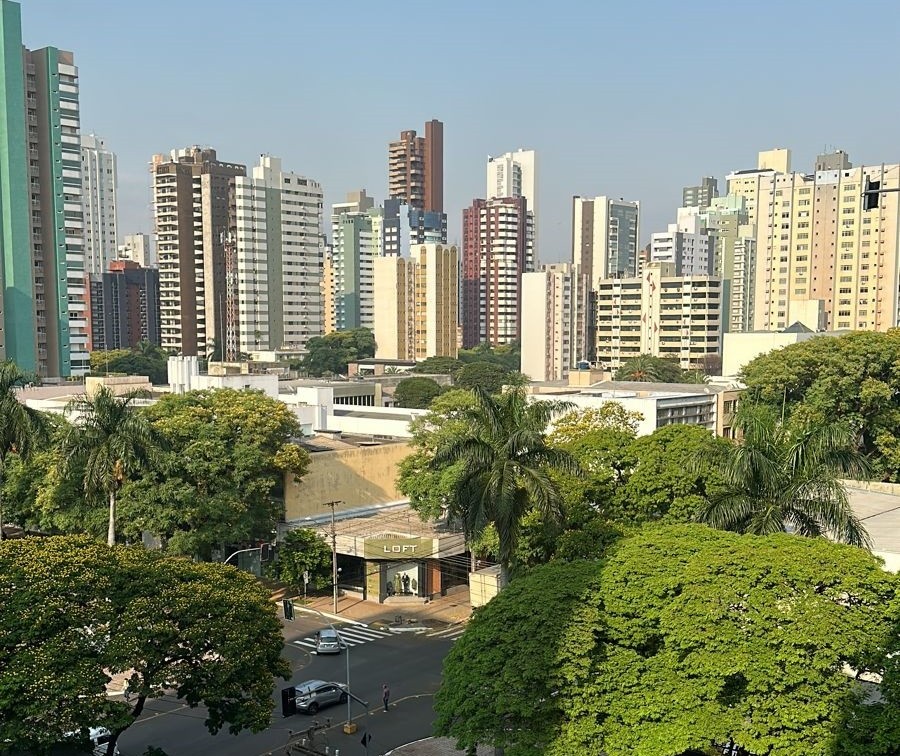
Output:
[{"xmin": 20, "ymin": 0, "xmax": 900, "ymax": 259}]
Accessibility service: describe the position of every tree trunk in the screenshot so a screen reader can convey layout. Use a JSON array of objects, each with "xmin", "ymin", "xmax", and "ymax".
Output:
[
  {"xmin": 107, "ymin": 694, "xmax": 147, "ymax": 756},
  {"xmin": 0, "ymin": 487, "xmax": 4, "ymax": 542},
  {"xmin": 107, "ymin": 489, "xmax": 116, "ymax": 547},
  {"xmin": 499, "ymin": 563, "xmax": 509, "ymax": 589}
]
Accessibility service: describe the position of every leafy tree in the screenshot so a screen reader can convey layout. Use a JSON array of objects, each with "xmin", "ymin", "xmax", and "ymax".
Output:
[
  {"xmin": 0, "ymin": 535, "xmax": 290, "ymax": 756},
  {"xmin": 452, "ymin": 361, "xmax": 513, "ymax": 394},
  {"xmin": 90, "ymin": 342, "xmax": 169, "ymax": 384},
  {"xmin": 433, "ymin": 387, "xmax": 578, "ymax": 584},
  {"xmin": 393, "ymin": 376, "xmax": 444, "ymax": 409},
  {"xmin": 301, "ymin": 328, "xmax": 376, "ymax": 377},
  {"xmin": 458, "ymin": 342, "xmax": 521, "ymax": 372},
  {"xmin": 118, "ymin": 389, "xmax": 308, "ymax": 559},
  {"xmin": 411, "ymin": 356, "xmax": 463, "ymax": 375},
  {"xmin": 59, "ymin": 387, "xmax": 159, "ymax": 547},
  {"xmin": 678, "ymin": 368, "xmax": 709, "ymax": 384},
  {"xmin": 739, "ymin": 330, "xmax": 900, "ymax": 479},
  {"xmin": 271, "ymin": 528, "xmax": 332, "ymax": 590},
  {"xmin": 435, "ymin": 524, "xmax": 900, "ymax": 756},
  {"xmin": 697, "ymin": 405, "xmax": 870, "ymax": 546},
  {"xmin": 0, "ymin": 361, "xmax": 48, "ymax": 541},
  {"xmin": 614, "ymin": 354, "xmax": 682, "ymax": 383}
]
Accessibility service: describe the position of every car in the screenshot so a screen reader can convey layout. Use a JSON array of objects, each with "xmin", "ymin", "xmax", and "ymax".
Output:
[
  {"xmin": 294, "ymin": 679, "xmax": 348, "ymax": 714},
  {"xmin": 315, "ymin": 628, "xmax": 343, "ymax": 654}
]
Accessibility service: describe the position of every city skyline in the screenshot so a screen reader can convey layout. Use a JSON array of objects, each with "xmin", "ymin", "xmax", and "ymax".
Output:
[{"xmin": 19, "ymin": 0, "xmax": 900, "ymax": 262}]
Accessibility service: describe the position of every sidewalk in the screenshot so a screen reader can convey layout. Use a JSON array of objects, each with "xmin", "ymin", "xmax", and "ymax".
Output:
[{"xmin": 385, "ymin": 737, "xmax": 491, "ymax": 755}]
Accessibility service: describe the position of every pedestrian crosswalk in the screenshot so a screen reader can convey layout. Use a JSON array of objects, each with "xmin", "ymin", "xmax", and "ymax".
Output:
[
  {"xmin": 293, "ymin": 625, "xmax": 391, "ymax": 653},
  {"xmin": 424, "ymin": 626, "xmax": 467, "ymax": 642}
]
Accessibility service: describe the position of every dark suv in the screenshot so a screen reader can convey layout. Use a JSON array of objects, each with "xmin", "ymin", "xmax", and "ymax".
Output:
[{"xmin": 294, "ymin": 679, "xmax": 348, "ymax": 714}]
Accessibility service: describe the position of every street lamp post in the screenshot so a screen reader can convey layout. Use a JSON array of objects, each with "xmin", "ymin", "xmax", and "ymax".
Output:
[{"xmin": 323, "ymin": 501, "xmax": 343, "ymax": 613}]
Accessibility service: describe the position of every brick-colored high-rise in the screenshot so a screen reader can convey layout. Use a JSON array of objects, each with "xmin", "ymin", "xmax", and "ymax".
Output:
[{"xmin": 388, "ymin": 119, "xmax": 443, "ymax": 213}]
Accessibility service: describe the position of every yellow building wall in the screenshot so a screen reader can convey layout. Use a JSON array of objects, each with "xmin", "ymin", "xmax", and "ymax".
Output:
[{"xmin": 284, "ymin": 443, "xmax": 412, "ymax": 520}]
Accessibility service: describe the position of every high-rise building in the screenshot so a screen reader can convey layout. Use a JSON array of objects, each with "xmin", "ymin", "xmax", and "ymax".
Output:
[
  {"xmin": 88, "ymin": 260, "xmax": 160, "ymax": 351},
  {"xmin": 81, "ymin": 133, "xmax": 118, "ymax": 276},
  {"xmin": 650, "ymin": 207, "xmax": 715, "ymax": 277},
  {"xmin": 322, "ymin": 244, "xmax": 336, "ymax": 335},
  {"xmin": 726, "ymin": 149, "xmax": 900, "ymax": 332},
  {"xmin": 373, "ymin": 243, "xmax": 459, "ymax": 361},
  {"xmin": 0, "ymin": 0, "xmax": 88, "ymax": 376},
  {"xmin": 487, "ymin": 149, "xmax": 537, "ymax": 254},
  {"xmin": 388, "ymin": 119, "xmax": 443, "ymax": 213},
  {"xmin": 151, "ymin": 147, "xmax": 245, "ymax": 357},
  {"xmin": 331, "ymin": 212, "xmax": 376, "ymax": 332},
  {"xmin": 232, "ymin": 155, "xmax": 324, "ymax": 357},
  {"xmin": 682, "ymin": 177, "xmax": 719, "ymax": 210},
  {"xmin": 520, "ymin": 263, "xmax": 591, "ymax": 382},
  {"xmin": 571, "ymin": 196, "xmax": 640, "ymax": 289},
  {"xmin": 595, "ymin": 261, "xmax": 722, "ymax": 370},
  {"xmin": 118, "ymin": 233, "xmax": 154, "ymax": 268},
  {"xmin": 461, "ymin": 196, "xmax": 535, "ymax": 348}
]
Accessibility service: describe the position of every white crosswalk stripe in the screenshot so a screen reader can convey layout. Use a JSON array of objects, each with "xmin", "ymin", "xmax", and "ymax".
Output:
[
  {"xmin": 292, "ymin": 625, "xmax": 392, "ymax": 653},
  {"xmin": 425, "ymin": 626, "xmax": 467, "ymax": 640}
]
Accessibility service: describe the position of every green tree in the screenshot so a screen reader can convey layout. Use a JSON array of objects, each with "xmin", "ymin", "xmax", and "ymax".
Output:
[
  {"xmin": 411, "ymin": 356, "xmax": 463, "ymax": 375},
  {"xmin": 458, "ymin": 342, "xmax": 521, "ymax": 372},
  {"xmin": 59, "ymin": 387, "xmax": 159, "ymax": 547},
  {"xmin": 452, "ymin": 361, "xmax": 513, "ymax": 394},
  {"xmin": 0, "ymin": 535, "xmax": 289, "ymax": 756},
  {"xmin": 697, "ymin": 405, "xmax": 871, "ymax": 546},
  {"xmin": 614, "ymin": 354, "xmax": 682, "ymax": 383},
  {"xmin": 301, "ymin": 328, "xmax": 376, "ymax": 376},
  {"xmin": 272, "ymin": 528, "xmax": 332, "ymax": 590},
  {"xmin": 739, "ymin": 330, "xmax": 900, "ymax": 479},
  {"xmin": 90, "ymin": 343, "xmax": 169, "ymax": 384},
  {"xmin": 393, "ymin": 377, "xmax": 443, "ymax": 408},
  {"xmin": 433, "ymin": 388, "xmax": 578, "ymax": 584},
  {"xmin": 0, "ymin": 361, "xmax": 48, "ymax": 542},
  {"xmin": 435, "ymin": 524, "xmax": 900, "ymax": 756},
  {"xmin": 678, "ymin": 368, "xmax": 709, "ymax": 384},
  {"xmin": 119, "ymin": 389, "xmax": 307, "ymax": 559}
]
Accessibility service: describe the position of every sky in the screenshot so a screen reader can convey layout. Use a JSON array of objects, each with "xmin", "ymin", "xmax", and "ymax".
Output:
[{"xmin": 19, "ymin": 0, "xmax": 900, "ymax": 263}]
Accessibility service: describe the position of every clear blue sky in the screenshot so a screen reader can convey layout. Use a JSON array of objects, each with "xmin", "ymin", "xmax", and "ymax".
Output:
[{"xmin": 20, "ymin": 0, "xmax": 900, "ymax": 261}]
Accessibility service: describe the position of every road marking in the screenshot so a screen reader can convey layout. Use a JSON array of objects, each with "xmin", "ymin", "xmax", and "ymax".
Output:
[
  {"xmin": 292, "ymin": 625, "xmax": 392, "ymax": 652},
  {"xmin": 425, "ymin": 626, "xmax": 467, "ymax": 640}
]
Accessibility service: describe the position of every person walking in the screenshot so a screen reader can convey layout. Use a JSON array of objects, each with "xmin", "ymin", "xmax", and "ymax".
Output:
[{"xmin": 382, "ymin": 683, "xmax": 390, "ymax": 712}]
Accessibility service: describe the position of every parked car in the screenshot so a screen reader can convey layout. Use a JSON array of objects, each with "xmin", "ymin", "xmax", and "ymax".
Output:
[
  {"xmin": 315, "ymin": 628, "xmax": 343, "ymax": 654},
  {"xmin": 294, "ymin": 679, "xmax": 348, "ymax": 714}
]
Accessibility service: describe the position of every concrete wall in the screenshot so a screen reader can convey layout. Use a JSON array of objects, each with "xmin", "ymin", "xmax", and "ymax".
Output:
[{"xmin": 284, "ymin": 442, "xmax": 412, "ymax": 520}]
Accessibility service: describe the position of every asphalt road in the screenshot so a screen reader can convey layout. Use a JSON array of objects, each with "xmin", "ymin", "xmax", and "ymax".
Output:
[{"xmin": 117, "ymin": 615, "xmax": 461, "ymax": 756}]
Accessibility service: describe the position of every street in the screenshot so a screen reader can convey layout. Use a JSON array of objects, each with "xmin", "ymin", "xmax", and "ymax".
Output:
[{"xmin": 118, "ymin": 614, "xmax": 465, "ymax": 756}]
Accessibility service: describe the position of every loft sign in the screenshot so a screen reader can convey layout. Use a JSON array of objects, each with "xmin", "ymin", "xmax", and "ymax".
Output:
[{"xmin": 364, "ymin": 537, "xmax": 430, "ymax": 559}]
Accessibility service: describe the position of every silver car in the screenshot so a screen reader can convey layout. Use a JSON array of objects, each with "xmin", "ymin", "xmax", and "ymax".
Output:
[
  {"xmin": 294, "ymin": 679, "xmax": 348, "ymax": 714},
  {"xmin": 315, "ymin": 628, "xmax": 343, "ymax": 654}
]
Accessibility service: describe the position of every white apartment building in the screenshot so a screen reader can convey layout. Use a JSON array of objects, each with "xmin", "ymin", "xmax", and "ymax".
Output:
[
  {"xmin": 521, "ymin": 263, "xmax": 590, "ymax": 382},
  {"xmin": 118, "ymin": 233, "xmax": 154, "ymax": 268},
  {"xmin": 373, "ymin": 244, "xmax": 459, "ymax": 361},
  {"xmin": 80, "ymin": 133, "xmax": 118, "ymax": 277},
  {"xmin": 233, "ymin": 155, "xmax": 324, "ymax": 354},
  {"xmin": 572, "ymin": 195, "xmax": 640, "ymax": 289},
  {"xmin": 487, "ymin": 149, "xmax": 537, "ymax": 252},
  {"xmin": 596, "ymin": 261, "xmax": 722, "ymax": 370},
  {"xmin": 650, "ymin": 206, "xmax": 714, "ymax": 277},
  {"xmin": 727, "ymin": 149, "xmax": 900, "ymax": 332}
]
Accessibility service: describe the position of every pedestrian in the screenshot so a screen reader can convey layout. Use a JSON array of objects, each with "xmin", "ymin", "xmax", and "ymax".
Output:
[{"xmin": 382, "ymin": 683, "xmax": 390, "ymax": 712}]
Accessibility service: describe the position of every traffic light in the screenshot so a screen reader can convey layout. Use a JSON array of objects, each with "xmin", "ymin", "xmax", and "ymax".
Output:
[
  {"xmin": 282, "ymin": 598, "xmax": 295, "ymax": 621},
  {"xmin": 864, "ymin": 177, "xmax": 881, "ymax": 211}
]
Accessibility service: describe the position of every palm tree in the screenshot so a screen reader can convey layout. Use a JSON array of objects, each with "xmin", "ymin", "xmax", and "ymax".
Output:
[
  {"xmin": 696, "ymin": 405, "xmax": 871, "ymax": 547},
  {"xmin": 433, "ymin": 387, "xmax": 579, "ymax": 585},
  {"xmin": 0, "ymin": 361, "xmax": 48, "ymax": 540},
  {"xmin": 60, "ymin": 386, "xmax": 158, "ymax": 546},
  {"xmin": 614, "ymin": 354, "xmax": 682, "ymax": 383}
]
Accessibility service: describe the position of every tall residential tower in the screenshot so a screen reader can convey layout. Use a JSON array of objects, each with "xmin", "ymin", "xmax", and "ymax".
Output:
[{"xmin": 81, "ymin": 133, "xmax": 118, "ymax": 276}]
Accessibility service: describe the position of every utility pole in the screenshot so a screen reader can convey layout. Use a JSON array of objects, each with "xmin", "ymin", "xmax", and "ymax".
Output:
[{"xmin": 324, "ymin": 501, "xmax": 343, "ymax": 613}]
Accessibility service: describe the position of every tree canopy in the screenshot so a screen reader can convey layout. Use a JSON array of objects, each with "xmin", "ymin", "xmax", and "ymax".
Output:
[
  {"xmin": 452, "ymin": 361, "xmax": 515, "ymax": 394},
  {"xmin": 411, "ymin": 356, "xmax": 462, "ymax": 375},
  {"xmin": 300, "ymin": 328, "xmax": 376, "ymax": 377},
  {"xmin": 393, "ymin": 376, "xmax": 444, "ymax": 409},
  {"xmin": 614, "ymin": 354, "xmax": 683, "ymax": 383},
  {"xmin": 90, "ymin": 342, "xmax": 169, "ymax": 385},
  {"xmin": 118, "ymin": 389, "xmax": 308, "ymax": 559},
  {"xmin": 270, "ymin": 528, "xmax": 332, "ymax": 590},
  {"xmin": 458, "ymin": 342, "xmax": 521, "ymax": 372},
  {"xmin": 436, "ymin": 524, "xmax": 900, "ymax": 756},
  {"xmin": 0, "ymin": 535, "xmax": 289, "ymax": 756},
  {"xmin": 739, "ymin": 330, "xmax": 900, "ymax": 479}
]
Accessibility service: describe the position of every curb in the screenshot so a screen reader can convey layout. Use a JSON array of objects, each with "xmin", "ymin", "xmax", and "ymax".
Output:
[{"xmin": 295, "ymin": 604, "xmax": 369, "ymax": 627}]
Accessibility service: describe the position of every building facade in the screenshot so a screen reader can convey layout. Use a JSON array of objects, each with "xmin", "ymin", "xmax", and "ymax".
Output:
[
  {"xmin": 487, "ymin": 149, "xmax": 537, "ymax": 254},
  {"xmin": 152, "ymin": 147, "xmax": 245, "ymax": 357},
  {"xmin": 388, "ymin": 119, "xmax": 443, "ymax": 213},
  {"xmin": 0, "ymin": 1, "xmax": 88, "ymax": 377},
  {"xmin": 595, "ymin": 261, "xmax": 722, "ymax": 370},
  {"xmin": 373, "ymin": 243, "xmax": 459, "ymax": 361},
  {"xmin": 650, "ymin": 206, "xmax": 715, "ymax": 277},
  {"xmin": 682, "ymin": 176, "xmax": 719, "ymax": 210},
  {"xmin": 461, "ymin": 196, "xmax": 535, "ymax": 348},
  {"xmin": 520, "ymin": 263, "xmax": 590, "ymax": 382},
  {"xmin": 727, "ymin": 149, "xmax": 900, "ymax": 332},
  {"xmin": 331, "ymin": 212, "xmax": 376, "ymax": 331},
  {"xmin": 80, "ymin": 133, "xmax": 118, "ymax": 276},
  {"xmin": 89, "ymin": 260, "xmax": 161, "ymax": 350},
  {"xmin": 232, "ymin": 155, "xmax": 324, "ymax": 356},
  {"xmin": 572, "ymin": 195, "xmax": 640, "ymax": 289},
  {"xmin": 118, "ymin": 233, "xmax": 154, "ymax": 268}
]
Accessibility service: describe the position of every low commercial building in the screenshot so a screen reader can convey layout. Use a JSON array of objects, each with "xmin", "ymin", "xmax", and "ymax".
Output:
[{"xmin": 721, "ymin": 323, "xmax": 819, "ymax": 376}]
